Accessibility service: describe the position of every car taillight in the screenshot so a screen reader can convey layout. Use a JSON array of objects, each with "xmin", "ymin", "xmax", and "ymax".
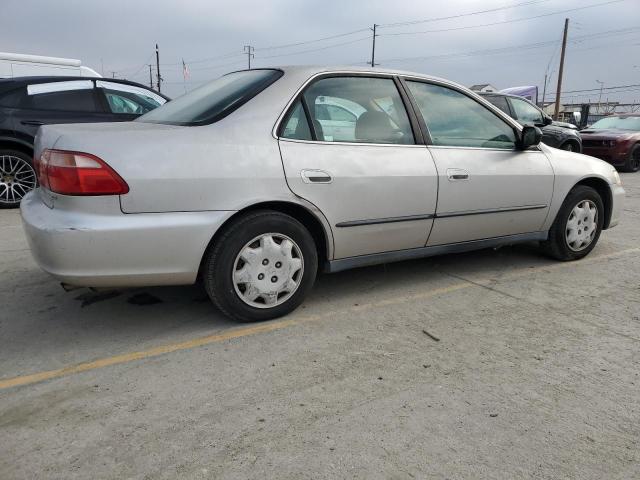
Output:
[{"xmin": 36, "ymin": 149, "xmax": 129, "ymax": 196}]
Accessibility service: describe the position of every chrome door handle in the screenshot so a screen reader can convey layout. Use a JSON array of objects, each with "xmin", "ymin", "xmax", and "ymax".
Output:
[
  {"xmin": 447, "ymin": 168, "xmax": 469, "ymax": 181},
  {"xmin": 301, "ymin": 169, "xmax": 333, "ymax": 184}
]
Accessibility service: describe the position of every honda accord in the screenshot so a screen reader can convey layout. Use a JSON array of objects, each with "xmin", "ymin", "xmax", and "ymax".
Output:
[{"xmin": 21, "ymin": 66, "xmax": 625, "ymax": 321}]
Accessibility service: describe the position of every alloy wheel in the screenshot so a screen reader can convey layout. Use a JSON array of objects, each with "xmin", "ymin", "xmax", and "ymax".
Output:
[
  {"xmin": 0, "ymin": 155, "xmax": 37, "ymax": 206},
  {"xmin": 565, "ymin": 200, "xmax": 598, "ymax": 252},
  {"xmin": 232, "ymin": 233, "xmax": 304, "ymax": 308}
]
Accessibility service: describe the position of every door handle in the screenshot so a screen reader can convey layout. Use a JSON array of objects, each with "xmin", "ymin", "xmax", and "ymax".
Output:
[
  {"xmin": 21, "ymin": 120, "xmax": 45, "ymax": 126},
  {"xmin": 301, "ymin": 169, "xmax": 333, "ymax": 184},
  {"xmin": 447, "ymin": 168, "xmax": 469, "ymax": 181}
]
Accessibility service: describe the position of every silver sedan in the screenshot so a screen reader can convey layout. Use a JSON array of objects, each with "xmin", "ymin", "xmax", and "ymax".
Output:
[{"xmin": 21, "ymin": 66, "xmax": 625, "ymax": 321}]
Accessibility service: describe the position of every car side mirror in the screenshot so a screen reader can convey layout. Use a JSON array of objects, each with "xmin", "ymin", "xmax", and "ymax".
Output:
[
  {"xmin": 543, "ymin": 115, "xmax": 553, "ymax": 126},
  {"xmin": 518, "ymin": 125, "xmax": 542, "ymax": 150}
]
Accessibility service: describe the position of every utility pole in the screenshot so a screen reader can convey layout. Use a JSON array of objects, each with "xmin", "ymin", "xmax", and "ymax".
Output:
[
  {"xmin": 148, "ymin": 64, "xmax": 153, "ymax": 89},
  {"xmin": 155, "ymin": 43, "xmax": 162, "ymax": 93},
  {"xmin": 596, "ymin": 80, "xmax": 605, "ymax": 114},
  {"xmin": 541, "ymin": 73, "xmax": 547, "ymax": 108},
  {"xmin": 553, "ymin": 18, "xmax": 569, "ymax": 120},
  {"xmin": 244, "ymin": 45, "xmax": 254, "ymax": 69},
  {"xmin": 370, "ymin": 24, "xmax": 378, "ymax": 67}
]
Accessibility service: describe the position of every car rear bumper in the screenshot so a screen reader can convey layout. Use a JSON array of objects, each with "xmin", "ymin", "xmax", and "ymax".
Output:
[{"xmin": 20, "ymin": 190, "xmax": 233, "ymax": 288}]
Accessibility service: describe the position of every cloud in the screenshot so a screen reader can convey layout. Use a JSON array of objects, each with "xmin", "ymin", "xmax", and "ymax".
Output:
[{"xmin": 2, "ymin": 0, "xmax": 639, "ymax": 101}]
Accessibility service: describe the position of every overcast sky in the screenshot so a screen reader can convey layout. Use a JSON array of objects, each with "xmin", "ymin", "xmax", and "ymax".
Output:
[{"xmin": 3, "ymin": 0, "xmax": 640, "ymax": 102}]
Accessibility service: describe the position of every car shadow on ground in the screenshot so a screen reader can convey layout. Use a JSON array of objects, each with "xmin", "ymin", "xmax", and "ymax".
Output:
[
  {"xmin": 0, "ymin": 242, "xmax": 556, "ymax": 377},
  {"xmin": 68, "ymin": 241, "xmax": 550, "ymax": 322}
]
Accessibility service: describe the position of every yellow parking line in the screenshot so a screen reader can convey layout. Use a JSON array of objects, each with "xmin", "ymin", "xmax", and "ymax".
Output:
[
  {"xmin": 0, "ymin": 319, "xmax": 300, "ymax": 390},
  {"xmin": 1, "ymin": 246, "xmax": 638, "ymax": 391}
]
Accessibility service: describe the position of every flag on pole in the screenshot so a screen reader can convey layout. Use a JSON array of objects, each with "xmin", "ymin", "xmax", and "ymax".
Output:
[{"xmin": 182, "ymin": 59, "xmax": 190, "ymax": 81}]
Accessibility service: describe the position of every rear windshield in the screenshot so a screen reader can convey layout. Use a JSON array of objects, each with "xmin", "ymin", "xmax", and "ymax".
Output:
[{"xmin": 137, "ymin": 69, "xmax": 283, "ymax": 126}]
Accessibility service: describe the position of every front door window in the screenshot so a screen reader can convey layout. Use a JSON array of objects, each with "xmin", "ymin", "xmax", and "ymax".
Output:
[{"xmin": 406, "ymin": 81, "xmax": 516, "ymax": 149}]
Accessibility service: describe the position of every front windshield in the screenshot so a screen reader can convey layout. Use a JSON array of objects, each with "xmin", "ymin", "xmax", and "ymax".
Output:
[
  {"xmin": 590, "ymin": 116, "xmax": 640, "ymax": 131},
  {"xmin": 137, "ymin": 69, "xmax": 282, "ymax": 126}
]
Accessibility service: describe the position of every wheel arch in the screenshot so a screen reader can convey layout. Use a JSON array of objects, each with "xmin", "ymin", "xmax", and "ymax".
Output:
[
  {"xmin": 198, "ymin": 200, "xmax": 333, "ymax": 277},
  {"xmin": 0, "ymin": 137, "xmax": 34, "ymax": 158},
  {"xmin": 560, "ymin": 138, "xmax": 581, "ymax": 152},
  {"xmin": 574, "ymin": 176, "xmax": 613, "ymax": 229}
]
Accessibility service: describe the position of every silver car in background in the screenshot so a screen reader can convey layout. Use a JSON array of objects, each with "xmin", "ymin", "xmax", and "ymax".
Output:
[{"xmin": 21, "ymin": 66, "xmax": 624, "ymax": 322}]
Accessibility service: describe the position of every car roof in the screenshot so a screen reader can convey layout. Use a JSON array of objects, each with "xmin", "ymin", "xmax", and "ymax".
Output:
[
  {"xmin": 232, "ymin": 65, "xmax": 457, "ymax": 86},
  {"xmin": 0, "ymin": 76, "xmax": 169, "ymax": 99}
]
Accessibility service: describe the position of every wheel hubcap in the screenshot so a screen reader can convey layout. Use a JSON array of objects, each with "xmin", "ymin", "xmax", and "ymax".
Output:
[
  {"xmin": 0, "ymin": 155, "xmax": 37, "ymax": 205},
  {"xmin": 232, "ymin": 233, "xmax": 304, "ymax": 308},
  {"xmin": 565, "ymin": 200, "xmax": 598, "ymax": 252}
]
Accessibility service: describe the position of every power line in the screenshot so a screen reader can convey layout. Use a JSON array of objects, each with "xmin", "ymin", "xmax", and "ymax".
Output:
[
  {"xmin": 256, "ymin": 36, "xmax": 371, "ymax": 60},
  {"xmin": 378, "ymin": 0, "xmax": 552, "ymax": 28},
  {"xmin": 378, "ymin": 0, "xmax": 624, "ymax": 37},
  {"xmin": 184, "ymin": 51, "xmax": 244, "ymax": 65},
  {"xmin": 189, "ymin": 59, "xmax": 246, "ymax": 72},
  {"xmin": 141, "ymin": 0, "xmax": 561, "ymax": 68},
  {"xmin": 549, "ymin": 83, "xmax": 640, "ymax": 95},
  {"xmin": 381, "ymin": 26, "xmax": 640, "ymax": 64},
  {"xmin": 254, "ymin": 28, "xmax": 370, "ymax": 51}
]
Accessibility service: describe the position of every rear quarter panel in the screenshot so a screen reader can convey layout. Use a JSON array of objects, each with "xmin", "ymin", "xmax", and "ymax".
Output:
[{"xmin": 43, "ymin": 71, "xmax": 313, "ymax": 214}]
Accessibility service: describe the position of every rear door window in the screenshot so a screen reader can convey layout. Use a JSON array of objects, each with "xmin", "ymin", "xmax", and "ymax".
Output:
[
  {"xmin": 0, "ymin": 87, "xmax": 27, "ymax": 108},
  {"xmin": 509, "ymin": 97, "xmax": 544, "ymax": 125},
  {"xmin": 482, "ymin": 95, "xmax": 512, "ymax": 116},
  {"xmin": 297, "ymin": 76, "xmax": 414, "ymax": 144},
  {"xmin": 25, "ymin": 81, "xmax": 99, "ymax": 112},
  {"xmin": 281, "ymin": 100, "xmax": 312, "ymax": 141},
  {"xmin": 96, "ymin": 80, "xmax": 166, "ymax": 115}
]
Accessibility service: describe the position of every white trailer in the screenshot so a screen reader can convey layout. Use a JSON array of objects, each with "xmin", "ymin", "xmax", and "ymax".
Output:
[{"xmin": 0, "ymin": 52, "xmax": 101, "ymax": 78}]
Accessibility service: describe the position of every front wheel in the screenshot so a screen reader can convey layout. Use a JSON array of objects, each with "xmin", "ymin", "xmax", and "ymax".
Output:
[
  {"xmin": 622, "ymin": 144, "xmax": 640, "ymax": 173},
  {"xmin": 202, "ymin": 211, "xmax": 318, "ymax": 322},
  {"xmin": 541, "ymin": 185, "xmax": 604, "ymax": 261},
  {"xmin": 0, "ymin": 150, "xmax": 37, "ymax": 209},
  {"xmin": 560, "ymin": 141, "xmax": 579, "ymax": 152}
]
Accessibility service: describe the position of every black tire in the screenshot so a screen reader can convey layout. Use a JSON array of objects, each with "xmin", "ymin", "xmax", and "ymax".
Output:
[
  {"xmin": 0, "ymin": 149, "xmax": 37, "ymax": 209},
  {"xmin": 621, "ymin": 144, "xmax": 640, "ymax": 173},
  {"xmin": 541, "ymin": 185, "xmax": 604, "ymax": 261},
  {"xmin": 202, "ymin": 210, "xmax": 318, "ymax": 322},
  {"xmin": 560, "ymin": 141, "xmax": 578, "ymax": 152}
]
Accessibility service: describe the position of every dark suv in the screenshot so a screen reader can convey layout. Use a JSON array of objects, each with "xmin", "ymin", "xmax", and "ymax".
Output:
[
  {"xmin": 0, "ymin": 76, "xmax": 168, "ymax": 208},
  {"xmin": 479, "ymin": 92, "xmax": 582, "ymax": 153}
]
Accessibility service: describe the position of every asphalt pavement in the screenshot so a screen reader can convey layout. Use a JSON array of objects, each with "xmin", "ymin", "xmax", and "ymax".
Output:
[{"xmin": 1, "ymin": 173, "xmax": 639, "ymax": 479}]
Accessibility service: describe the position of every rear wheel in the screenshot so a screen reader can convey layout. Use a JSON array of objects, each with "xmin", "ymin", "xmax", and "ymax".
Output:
[
  {"xmin": 541, "ymin": 185, "xmax": 604, "ymax": 261},
  {"xmin": 0, "ymin": 150, "xmax": 37, "ymax": 209},
  {"xmin": 622, "ymin": 144, "xmax": 640, "ymax": 173},
  {"xmin": 202, "ymin": 211, "xmax": 318, "ymax": 322}
]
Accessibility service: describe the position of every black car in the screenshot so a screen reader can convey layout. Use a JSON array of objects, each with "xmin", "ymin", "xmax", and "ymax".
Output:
[
  {"xmin": 479, "ymin": 92, "xmax": 582, "ymax": 153},
  {"xmin": 0, "ymin": 76, "xmax": 168, "ymax": 208}
]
